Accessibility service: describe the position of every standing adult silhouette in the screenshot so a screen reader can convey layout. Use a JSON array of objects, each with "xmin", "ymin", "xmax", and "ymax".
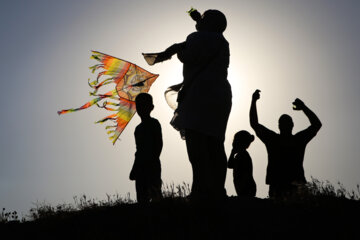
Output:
[
  {"xmin": 250, "ymin": 90, "xmax": 322, "ymax": 198},
  {"xmin": 144, "ymin": 9, "xmax": 232, "ymax": 200}
]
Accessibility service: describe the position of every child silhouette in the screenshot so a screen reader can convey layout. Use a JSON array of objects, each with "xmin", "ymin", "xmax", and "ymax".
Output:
[
  {"xmin": 129, "ymin": 93, "xmax": 163, "ymax": 203},
  {"xmin": 228, "ymin": 130, "xmax": 257, "ymax": 197}
]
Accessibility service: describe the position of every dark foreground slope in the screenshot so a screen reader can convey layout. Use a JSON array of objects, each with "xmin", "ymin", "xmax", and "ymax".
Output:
[{"xmin": 1, "ymin": 195, "xmax": 359, "ymax": 240}]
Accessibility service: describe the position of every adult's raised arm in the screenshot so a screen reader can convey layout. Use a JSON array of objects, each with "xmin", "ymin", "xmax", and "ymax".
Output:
[
  {"xmin": 293, "ymin": 98, "xmax": 322, "ymax": 132},
  {"xmin": 249, "ymin": 90, "xmax": 275, "ymax": 143},
  {"xmin": 250, "ymin": 89, "xmax": 261, "ymax": 130}
]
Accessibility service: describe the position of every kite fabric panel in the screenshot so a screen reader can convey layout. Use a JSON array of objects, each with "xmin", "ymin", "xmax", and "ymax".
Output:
[{"xmin": 58, "ymin": 50, "xmax": 159, "ymax": 144}]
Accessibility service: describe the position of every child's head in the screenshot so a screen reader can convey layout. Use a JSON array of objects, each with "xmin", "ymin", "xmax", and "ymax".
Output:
[
  {"xmin": 135, "ymin": 93, "xmax": 154, "ymax": 119},
  {"xmin": 189, "ymin": 8, "xmax": 227, "ymax": 33},
  {"xmin": 233, "ymin": 130, "xmax": 255, "ymax": 150}
]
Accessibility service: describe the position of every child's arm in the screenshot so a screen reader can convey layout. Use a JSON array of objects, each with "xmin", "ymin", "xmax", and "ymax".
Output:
[
  {"xmin": 227, "ymin": 148, "xmax": 237, "ymax": 169},
  {"xmin": 152, "ymin": 120, "xmax": 163, "ymax": 159},
  {"xmin": 129, "ymin": 157, "xmax": 139, "ymax": 180}
]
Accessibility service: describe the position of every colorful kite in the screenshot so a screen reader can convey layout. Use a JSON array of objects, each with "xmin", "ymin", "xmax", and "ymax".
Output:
[{"xmin": 58, "ymin": 51, "xmax": 159, "ymax": 144}]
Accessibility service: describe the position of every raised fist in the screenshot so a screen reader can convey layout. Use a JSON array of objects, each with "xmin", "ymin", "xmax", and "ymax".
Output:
[
  {"xmin": 252, "ymin": 89, "xmax": 261, "ymax": 101},
  {"xmin": 292, "ymin": 98, "xmax": 305, "ymax": 111}
]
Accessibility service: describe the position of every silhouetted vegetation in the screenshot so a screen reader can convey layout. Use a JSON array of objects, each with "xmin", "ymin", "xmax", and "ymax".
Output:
[{"xmin": 1, "ymin": 179, "xmax": 359, "ymax": 239}]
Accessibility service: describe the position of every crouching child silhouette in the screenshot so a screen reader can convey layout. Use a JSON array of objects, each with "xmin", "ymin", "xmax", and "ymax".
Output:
[
  {"xmin": 228, "ymin": 130, "xmax": 257, "ymax": 197},
  {"xmin": 129, "ymin": 93, "xmax": 163, "ymax": 203}
]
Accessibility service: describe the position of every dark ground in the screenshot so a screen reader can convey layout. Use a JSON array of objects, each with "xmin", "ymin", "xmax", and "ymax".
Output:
[{"xmin": 1, "ymin": 195, "xmax": 359, "ymax": 240}]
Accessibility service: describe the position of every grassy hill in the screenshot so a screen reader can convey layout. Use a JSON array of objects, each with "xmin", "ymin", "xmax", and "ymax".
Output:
[{"xmin": 1, "ymin": 179, "xmax": 359, "ymax": 240}]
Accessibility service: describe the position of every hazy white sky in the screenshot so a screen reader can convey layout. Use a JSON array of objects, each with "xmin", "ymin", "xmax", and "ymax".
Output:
[{"xmin": 1, "ymin": 0, "xmax": 360, "ymax": 216}]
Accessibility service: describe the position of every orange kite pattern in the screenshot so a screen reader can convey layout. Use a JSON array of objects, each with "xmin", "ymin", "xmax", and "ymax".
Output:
[{"xmin": 58, "ymin": 51, "xmax": 159, "ymax": 144}]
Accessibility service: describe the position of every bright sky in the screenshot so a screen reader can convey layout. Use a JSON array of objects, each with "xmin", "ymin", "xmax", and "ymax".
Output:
[{"xmin": 1, "ymin": 0, "xmax": 360, "ymax": 217}]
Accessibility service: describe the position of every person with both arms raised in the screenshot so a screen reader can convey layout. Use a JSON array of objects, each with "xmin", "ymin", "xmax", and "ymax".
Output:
[{"xmin": 250, "ymin": 89, "xmax": 322, "ymax": 198}]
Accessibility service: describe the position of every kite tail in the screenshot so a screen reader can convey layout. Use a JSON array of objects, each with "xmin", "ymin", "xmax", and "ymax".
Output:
[
  {"xmin": 57, "ymin": 97, "xmax": 103, "ymax": 115},
  {"xmin": 89, "ymin": 64, "xmax": 104, "ymax": 73},
  {"xmin": 95, "ymin": 113, "xmax": 118, "ymax": 123},
  {"xmin": 96, "ymin": 99, "xmax": 136, "ymax": 144},
  {"xmin": 105, "ymin": 125, "xmax": 117, "ymax": 136},
  {"xmin": 96, "ymin": 101, "xmax": 119, "ymax": 111},
  {"xmin": 58, "ymin": 90, "xmax": 117, "ymax": 115},
  {"xmin": 89, "ymin": 90, "xmax": 117, "ymax": 98},
  {"xmin": 88, "ymin": 77, "xmax": 115, "ymax": 94}
]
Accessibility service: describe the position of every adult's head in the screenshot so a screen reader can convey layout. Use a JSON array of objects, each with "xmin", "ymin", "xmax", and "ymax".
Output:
[
  {"xmin": 233, "ymin": 130, "xmax": 255, "ymax": 150},
  {"xmin": 194, "ymin": 9, "xmax": 227, "ymax": 33},
  {"xmin": 135, "ymin": 93, "xmax": 154, "ymax": 119},
  {"xmin": 278, "ymin": 114, "xmax": 294, "ymax": 135}
]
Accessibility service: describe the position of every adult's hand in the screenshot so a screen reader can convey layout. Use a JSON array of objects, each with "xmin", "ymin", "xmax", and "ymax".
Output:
[
  {"xmin": 142, "ymin": 52, "xmax": 171, "ymax": 65},
  {"xmin": 252, "ymin": 89, "xmax": 261, "ymax": 101},
  {"xmin": 292, "ymin": 98, "xmax": 305, "ymax": 111}
]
